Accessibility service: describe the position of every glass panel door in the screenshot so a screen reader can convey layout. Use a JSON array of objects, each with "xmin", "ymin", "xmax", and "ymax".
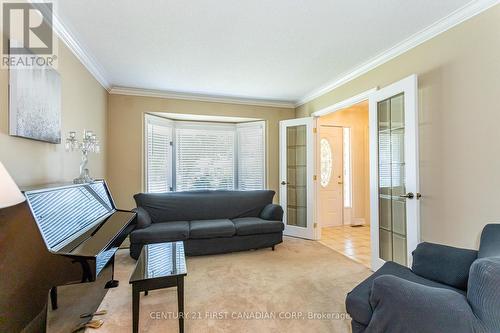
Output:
[
  {"xmin": 286, "ymin": 125, "xmax": 307, "ymax": 228},
  {"xmin": 377, "ymin": 93, "xmax": 407, "ymax": 266},
  {"xmin": 280, "ymin": 118, "xmax": 316, "ymax": 239},
  {"xmin": 370, "ymin": 75, "xmax": 420, "ymax": 270}
]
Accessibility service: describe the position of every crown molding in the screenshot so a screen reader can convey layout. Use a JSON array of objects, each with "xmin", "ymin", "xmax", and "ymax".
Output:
[
  {"xmin": 32, "ymin": 0, "xmax": 498, "ymax": 106},
  {"xmin": 109, "ymin": 86, "xmax": 296, "ymax": 108},
  {"xmin": 52, "ymin": 15, "xmax": 110, "ymax": 90},
  {"xmin": 296, "ymin": 0, "xmax": 500, "ymax": 107},
  {"xmin": 29, "ymin": 1, "xmax": 111, "ymax": 90}
]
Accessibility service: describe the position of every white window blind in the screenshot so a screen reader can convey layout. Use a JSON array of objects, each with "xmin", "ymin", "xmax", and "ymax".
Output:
[
  {"xmin": 237, "ymin": 121, "xmax": 266, "ymax": 190},
  {"xmin": 175, "ymin": 124, "xmax": 235, "ymax": 191},
  {"xmin": 145, "ymin": 115, "xmax": 173, "ymax": 193},
  {"xmin": 379, "ymin": 131, "xmax": 402, "ymax": 189}
]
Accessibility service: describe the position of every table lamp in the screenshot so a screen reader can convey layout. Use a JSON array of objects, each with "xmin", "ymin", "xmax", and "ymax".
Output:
[{"xmin": 0, "ymin": 161, "xmax": 25, "ymax": 209}]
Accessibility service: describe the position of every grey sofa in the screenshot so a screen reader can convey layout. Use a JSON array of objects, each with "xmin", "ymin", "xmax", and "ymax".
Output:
[
  {"xmin": 129, "ymin": 190, "xmax": 284, "ymax": 259},
  {"xmin": 346, "ymin": 224, "xmax": 500, "ymax": 333}
]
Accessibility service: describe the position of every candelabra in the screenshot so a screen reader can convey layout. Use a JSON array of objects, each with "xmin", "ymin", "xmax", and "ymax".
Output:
[{"xmin": 65, "ymin": 129, "xmax": 100, "ymax": 184}]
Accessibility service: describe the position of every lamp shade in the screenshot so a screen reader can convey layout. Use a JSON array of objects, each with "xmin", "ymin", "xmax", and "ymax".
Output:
[{"xmin": 0, "ymin": 161, "xmax": 25, "ymax": 209}]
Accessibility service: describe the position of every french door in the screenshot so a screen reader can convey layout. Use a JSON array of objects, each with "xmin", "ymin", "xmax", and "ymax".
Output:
[
  {"xmin": 279, "ymin": 118, "xmax": 316, "ymax": 239},
  {"xmin": 370, "ymin": 75, "xmax": 420, "ymax": 270}
]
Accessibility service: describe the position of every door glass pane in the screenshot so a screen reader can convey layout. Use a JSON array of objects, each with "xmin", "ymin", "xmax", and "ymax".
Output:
[
  {"xmin": 320, "ymin": 138, "xmax": 332, "ymax": 188},
  {"xmin": 287, "ymin": 125, "xmax": 307, "ymax": 228},
  {"xmin": 377, "ymin": 93, "xmax": 407, "ymax": 265}
]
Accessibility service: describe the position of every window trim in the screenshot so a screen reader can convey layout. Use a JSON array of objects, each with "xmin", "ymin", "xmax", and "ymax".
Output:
[{"xmin": 144, "ymin": 114, "xmax": 173, "ymax": 193}]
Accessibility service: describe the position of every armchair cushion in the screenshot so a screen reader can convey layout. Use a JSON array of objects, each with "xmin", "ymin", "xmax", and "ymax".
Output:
[
  {"xmin": 478, "ymin": 224, "xmax": 500, "ymax": 258},
  {"xmin": 260, "ymin": 204, "xmax": 284, "ymax": 221},
  {"xmin": 366, "ymin": 275, "xmax": 484, "ymax": 333},
  {"xmin": 346, "ymin": 261, "xmax": 465, "ymax": 326},
  {"xmin": 467, "ymin": 257, "xmax": 500, "ymax": 332},
  {"xmin": 411, "ymin": 242, "xmax": 477, "ymax": 290}
]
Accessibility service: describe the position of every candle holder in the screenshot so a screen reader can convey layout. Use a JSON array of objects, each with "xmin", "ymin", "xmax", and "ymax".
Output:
[{"xmin": 65, "ymin": 130, "xmax": 100, "ymax": 184}]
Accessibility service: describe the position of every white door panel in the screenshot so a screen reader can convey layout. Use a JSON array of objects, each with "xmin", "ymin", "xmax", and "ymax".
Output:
[
  {"xmin": 319, "ymin": 126, "xmax": 343, "ymax": 227},
  {"xmin": 279, "ymin": 117, "xmax": 316, "ymax": 239},
  {"xmin": 370, "ymin": 74, "xmax": 420, "ymax": 271}
]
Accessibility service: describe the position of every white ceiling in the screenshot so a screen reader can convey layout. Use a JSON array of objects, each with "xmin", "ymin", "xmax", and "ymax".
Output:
[{"xmin": 54, "ymin": 0, "xmax": 480, "ymax": 105}]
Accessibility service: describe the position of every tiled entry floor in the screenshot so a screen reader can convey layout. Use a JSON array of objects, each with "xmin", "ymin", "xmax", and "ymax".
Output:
[{"xmin": 320, "ymin": 225, "xmax": 371, "ymax": 268}]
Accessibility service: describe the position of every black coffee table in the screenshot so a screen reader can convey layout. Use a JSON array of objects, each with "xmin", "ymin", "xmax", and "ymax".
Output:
[{"xmin": 129, "ymin": 241, "xmax": 187, "ymax": 333}]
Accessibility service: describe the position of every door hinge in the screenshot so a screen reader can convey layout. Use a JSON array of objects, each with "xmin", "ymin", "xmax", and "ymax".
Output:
[
  {"xmin": 313, "ymin": 223, "xmax": 318, "ymax": 228},
  {"xmin": 313, "ymin": 128, "xmax": 317, "ymax": 133},
  {"xmin": 169, "ymin": 141, "xmax": 173, "ymax": 146},
  {"xmin": 313, "ymin": 175, "xmax": 317, "ymax": 181}
]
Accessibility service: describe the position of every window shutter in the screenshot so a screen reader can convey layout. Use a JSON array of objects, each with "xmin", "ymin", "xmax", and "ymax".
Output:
[
  {"xmin": 236, "ymin": 121, "xmax": 266, "ymax": 190},
  {"xmin": 145, "ymin": 115, "xmax": 173, "ymax": 193},
  {"xmin": 175, "ymin": 124, "xmax": 235, "ymax": 191}
]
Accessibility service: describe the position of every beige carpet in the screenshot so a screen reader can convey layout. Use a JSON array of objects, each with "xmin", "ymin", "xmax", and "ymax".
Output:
[{"xmin": 90, "ymin": 237, "xmax": 370, "ymax": 333}]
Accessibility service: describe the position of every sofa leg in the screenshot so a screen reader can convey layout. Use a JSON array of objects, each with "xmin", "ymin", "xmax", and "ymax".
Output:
[
  {"xmin": 272, "ymin": 245, "xmax": 275, "ymax": 251},
  {"xmin": 145, "ymin": 290, "xmax": 148, "ymax": 296}
]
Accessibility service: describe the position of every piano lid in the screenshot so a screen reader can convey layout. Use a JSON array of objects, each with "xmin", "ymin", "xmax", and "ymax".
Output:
[{"xmin": 24, "ymin": 180, "xmax": 117, "ymax": 253}]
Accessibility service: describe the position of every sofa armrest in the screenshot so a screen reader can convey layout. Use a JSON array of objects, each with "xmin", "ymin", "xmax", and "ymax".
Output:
[
  {"xmin": 411, "ymin": 242, "xmax": 477, "ymax": 290},
  {"xmin": 260, "ymin": 204, "xmax": 284, "ymax": 221},
  {"xmin": 131, "ymin": 207, "xmax": 152, "ymax": 229},
  {"xmin": 366, "ymin": 275, "xmax": 483, "ymax": 333}
]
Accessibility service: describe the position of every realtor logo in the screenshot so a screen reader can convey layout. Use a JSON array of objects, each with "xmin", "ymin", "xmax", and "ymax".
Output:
[{"xmin": 1, "ymin": 1, "xmax": 57, "ymax": 68}]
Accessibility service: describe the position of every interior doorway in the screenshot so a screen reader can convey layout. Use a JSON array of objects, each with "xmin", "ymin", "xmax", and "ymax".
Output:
[{"xmin": 316, "ymin": 101, "xmax": 371, "ymax": 267}]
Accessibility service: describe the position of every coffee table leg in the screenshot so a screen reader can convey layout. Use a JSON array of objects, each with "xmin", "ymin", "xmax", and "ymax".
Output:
[
  {"xmin": 132, "ymin": 285, "xmax": 140, "ymax": 333},
  {"xmin": 177, "ymin": 276, "xmax": 184, "ymax": 333}
]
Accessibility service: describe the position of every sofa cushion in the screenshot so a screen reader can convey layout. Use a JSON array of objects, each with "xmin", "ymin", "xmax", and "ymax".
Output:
[
  {"xmin": 232, "ymin": 217, "xmax": 284, "ymax": 236},
  {"xmin": 130, "ymin": 221, "xmax": 189, "ymax": 244},
  {"xmin": 346, "ymin": 261, "xmax": 466, "ymax": 326},
  {"xmin": 189, "ymin": 219, "xmax": 235, "ymax": 239}
]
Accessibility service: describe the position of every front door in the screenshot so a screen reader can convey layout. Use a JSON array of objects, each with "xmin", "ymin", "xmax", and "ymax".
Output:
[
  {"xmin": 279, "ymin": 118, "xmax": 316, "ymax": 239},
  {"xmin": 369, "ymin": 75, "xmax": 420, "ymax": 270},
  {"xmin": 319, "ymin": 126, "xmax": 343, "ymax": 227}
]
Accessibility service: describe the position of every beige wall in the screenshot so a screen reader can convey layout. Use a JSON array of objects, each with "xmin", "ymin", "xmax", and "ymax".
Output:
[
  {"xmin": 0, "ymin": 41, "xmax": 108, "ymax": 186},
  {"xmin": 318, "ymin": 103, "xmax": 370, "ymax": 225},
  {"xmin": 297, "ymin": 6, "xmax": 500, "ymax": 249},
  {"xmin": 0, "ymin": 35, "xmax": 108, "ymax": 332},
  {"xmin": 107, "ymin": 94, "xmax": 295, "ymax": 209}
]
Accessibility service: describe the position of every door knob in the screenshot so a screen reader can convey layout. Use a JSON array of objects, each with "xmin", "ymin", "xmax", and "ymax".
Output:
[
  {"xmin": 281, "ymin": 181, "xmax": 287, "ymax": 185},
  {"xmin": 399, "ymin": 192, "xmax": 414, "ymax": 199}
]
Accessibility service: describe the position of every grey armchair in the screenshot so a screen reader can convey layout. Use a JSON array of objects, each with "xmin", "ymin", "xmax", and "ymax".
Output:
[{"xmin": 346, "ymin": 224, "xmax": 500, "ymax": 333}]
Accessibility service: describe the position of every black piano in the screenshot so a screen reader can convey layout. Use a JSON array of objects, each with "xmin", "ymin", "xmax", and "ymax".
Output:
[{"xmin": 20, "ymin": 180, "xmax": 136, "ymax": 332}]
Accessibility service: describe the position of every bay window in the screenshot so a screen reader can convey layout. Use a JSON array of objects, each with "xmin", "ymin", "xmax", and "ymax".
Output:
[{"xmin": 145, "ymin": 114, "xmax": 266, "ymax": 193}]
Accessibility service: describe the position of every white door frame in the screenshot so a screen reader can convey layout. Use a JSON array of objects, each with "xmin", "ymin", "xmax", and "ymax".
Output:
[
  {"xmin": 279, "ymin": 117, "xmax": 316, "ymax": 239},
  {"xmin": 369, "ymin": 74, "xmax": 420, "ymax": 271},
  {"xmin": 311, "ymin": 88, "xmax": 377, "ymax": 240}
]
